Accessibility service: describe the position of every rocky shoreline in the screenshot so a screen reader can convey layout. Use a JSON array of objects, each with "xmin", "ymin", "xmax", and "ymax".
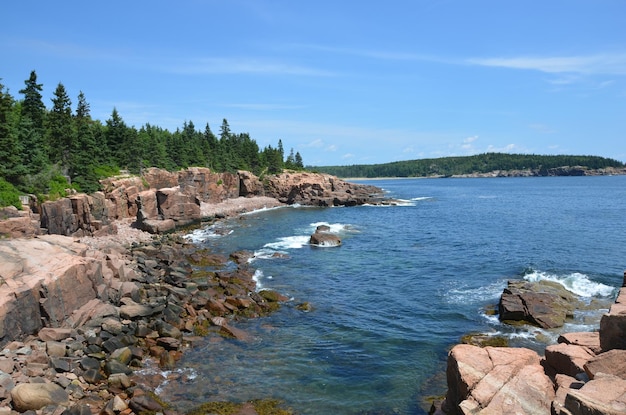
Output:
[
  {"xmin": 1, "ymin": 168, "xmax": 624, "ymax": 414},
  {"xmin": 0, "ymin": 169, "xmax": 389, "ymax": 415},
  {"xmin": 435, "ymin": 273, "xmax": 626, "ymax": 415}
]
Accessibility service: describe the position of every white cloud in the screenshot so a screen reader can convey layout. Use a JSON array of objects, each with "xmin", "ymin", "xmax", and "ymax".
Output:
[
  {"xmin": 166, "ymin": 57, "xmax": 335, "ymax": 77},
  {"xmin": 326, "ymin": 144, "xmax": 338, "ymax": 152},
  {"xmin": 467, "ymin": 53, "xmax": 626, "ymax": 75},
  {"xmin": 463, "ymin": 135, "xmax": 478, "ymax": 144}
]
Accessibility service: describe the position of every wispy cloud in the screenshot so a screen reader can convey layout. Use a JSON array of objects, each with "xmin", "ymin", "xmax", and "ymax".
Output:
[
  {"xmin": 166, "ymin": 57, "xmax": 335, "ymax": 77},
  {"xmin": 222, "ymin": 103, "xmax": 306, "ymax": 111},
  {"xmin": 467, "ymin": 53, "xmax": 626, "ymax": 75}
]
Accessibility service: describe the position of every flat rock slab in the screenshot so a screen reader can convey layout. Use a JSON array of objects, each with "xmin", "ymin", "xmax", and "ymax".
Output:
[
  {"xmin": 584, "ymin": 349, "xmax": 626, "ymax": 380},
  {"xmin": 565, "ymin": 373, "xmax": 626, "ymax": 415}
]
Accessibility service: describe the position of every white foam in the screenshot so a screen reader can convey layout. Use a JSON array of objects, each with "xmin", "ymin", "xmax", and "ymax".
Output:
[
  {"xmin": 523, "ymin": 270, "xmax": 615, "ymax": 298},
  {"xmin": 310, "ymin": 221, "xmax": 357, "ymax": 234},
  {"xmin": 264, "ymin": 235, "xmax": 311, "ymax": 250},
  {"xmin": 184, "ymin": 226, "xmax": 232, "ymax": 243},
  {"xmin": 252, "ymin": 269, "xmax": 264, "ymax": 289},
  {"xmin": 411, "ymin": 196, "xmax": 433, "ymax": 201}
]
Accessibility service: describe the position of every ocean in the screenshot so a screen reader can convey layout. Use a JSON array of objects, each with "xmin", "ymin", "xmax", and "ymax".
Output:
[{"xmin": 157, "ymin": 176, "xmax": 625, "ymax": 414}]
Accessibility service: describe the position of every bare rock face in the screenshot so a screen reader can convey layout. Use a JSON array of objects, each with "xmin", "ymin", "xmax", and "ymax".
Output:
[
  {"xmin": 178, "ymin": 167, "xmax": 239, "ymax": 203},
  {"xmin": 263, "ymin": 172, "xmax": 384, "ymax": 206},
  {"xmin": 444, "ymin": 344, "xmax": 554, "ymax": 414},
  {"xmin": 584, "ymin": 349, "xmax": 626, "ymax": 380},
  {"xmin": 544, "ymin": 343, "xmax": 596, "ymax": 378},
  {"xmin": 0, "ymin": 207, "xmax": 39, "ymax": 238},
  {"xmin": 600, "ymin": 287, "xmax": 626, "ymax": 351},
  {"xmin": 40, "ymin": 194, "xmax": 115, "ymax": 237},
  {"xmin": 564, "ymin": 373, "xmax": 626, "ymax": 415},
  {"xmin": 0, "ymin": 235, "xmax": 132, "ymax": 347},
  {"xmin": 498, "ymin": 280, "xmax": 580, "ymax": 329},
  {"xmin": 156, "ymin": 187, "xmax": 200, "ymax": 226},
  {"xmin": 238, "ymin": 170, "xmax": 265, "ymax": 197},
  {"xmin": 310, "ymin": 225, "xmax": 341, "ymax": 247}
]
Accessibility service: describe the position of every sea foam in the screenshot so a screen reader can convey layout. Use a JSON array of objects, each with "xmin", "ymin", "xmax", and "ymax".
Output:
[{"xmin": 523, "ymin": 270, "xmax": 615, "ymax": 298}]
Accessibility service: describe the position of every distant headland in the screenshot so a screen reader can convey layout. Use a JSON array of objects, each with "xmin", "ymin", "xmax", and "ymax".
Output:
[{"xmin": 311, "ymin": 153, "xmax": 626, "ymax": 178}]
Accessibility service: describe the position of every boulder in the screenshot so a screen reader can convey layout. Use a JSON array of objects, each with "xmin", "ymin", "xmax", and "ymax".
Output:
[
  {"xmin": 545, "ymin": 343, "xmax": 596, "ymax": 378},
  {"xmin": 11, "ymin": 382, "xmax": 69, "ymax": 411},
  {"xmin": 600, "ymin": 287, "xmax": 626, "ymax": 351},
  {"xmin": 156, "ymin": 187, "xmax": 201, "ymax": 226},
  {"xmin": 584, "ymin": 349, "xmax": 626, "ymax": 380},
  {"xmin": 558, "ymin": 331, "xmax": 602, "ymax": 354},
  {"xmin": 310, "ymin": 232, "xmax": 341, "ymax": 247},
  {"xmin": 444, "ymin": 345, "xmax": 553, "ymax": 414},
  {"xmin": 564, "ymin": 373, "xmax": 626, "ymax": 415},
  {"xmin": 498, "ymin": 280, "xmax": 580, "ymax": 328}
]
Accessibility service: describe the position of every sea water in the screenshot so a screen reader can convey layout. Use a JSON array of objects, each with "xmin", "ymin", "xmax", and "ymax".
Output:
[{"xmin": 158, "ymin": 176, "xmax": 626, "ymax": 414}]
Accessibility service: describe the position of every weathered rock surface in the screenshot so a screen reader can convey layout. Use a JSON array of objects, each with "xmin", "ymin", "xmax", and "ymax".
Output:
[
  {"xmin": 309, "ymin": 226, "xmax": 342, "ymax": 247},
  {"xmin": 444, "ymin": 345, "xmax": 554, "ymax": 414},
  {"xmin": 443, "ymin": 280, "xmax": 626, "ymax": 415},
  {"xmin": 600, "ymin": 286, "xmax": 626, "ymax": 351},
  {"xmin": 262, "ymin": 171, "xmax": 385, "ymax": 206},
  {"xmin": 498, "ymin": 280, "xmax": 580, "ymax": 328},
  {"xmin": 10, "ymin": 382, "xmax": 69, "ymax": 411}
]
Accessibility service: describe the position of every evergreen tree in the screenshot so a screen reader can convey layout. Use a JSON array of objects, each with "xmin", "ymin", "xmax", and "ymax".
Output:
[
  {"xmin": 47, "ymin": 82, "xmax": 73, "ymax": 169},
  {"xmin": 19, "ymin": 70, "xmax": 46, "ymax": 132},
  {"xmin": 70, "ymin": 91, "xmax": 100, "ymax": 192},
  {"xmin": 0, "ymin": 82, "xmax": 23, "ymax": 183},
  {"xmin": 294, "ymin": 151, "xmax": 304, "ymax": 169}
]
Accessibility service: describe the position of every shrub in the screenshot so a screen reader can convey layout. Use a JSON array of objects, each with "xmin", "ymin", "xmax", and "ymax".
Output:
[{"xmin": 0, "ymin": 178, "xmax": 22, "ymax": 209}]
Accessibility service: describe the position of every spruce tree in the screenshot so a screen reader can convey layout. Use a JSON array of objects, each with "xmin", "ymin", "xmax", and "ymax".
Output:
[
  {"xmin": 47, "ymin": 82, "xmax": 73, "ymax": 169},
  {"xmin": 0, "ymin": 82, "xmax": 24, "ymax": 183},
  {"xmin": 70, "ymin": 91, "xmax": 100, "ymax": 192}
]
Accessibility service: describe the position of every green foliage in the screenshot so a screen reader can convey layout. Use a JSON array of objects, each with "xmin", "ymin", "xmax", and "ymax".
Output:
[
  {"xmin": 0, "ymin": 178, "xmax": 21, "ymax": 209},
  {"xmin": 1, "ymin": 70, "xmax": 306, "ymax": 197},
  {"xmin": 314, "ymin": 153, "xmax": 626, "ymax": 178}
]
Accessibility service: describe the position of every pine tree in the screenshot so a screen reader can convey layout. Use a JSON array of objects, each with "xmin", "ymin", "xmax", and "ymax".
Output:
[
  {"xmin": 70, "ymin": 91, "xmax": 100, "ymax": 192},
  {"xmin": 0, "ymin": 82, "xmax": 24, "ymax": 183},
  {"xmin": 295, "ymin": 151, "xmax": 304, "ymax": 169},
  {"xmin": 19, "ymin": 70, "xmax": 46, "ymax": 132},
  {"xmin": 47, "ymin": 82, "xmax": 73, "ymax": 169}
]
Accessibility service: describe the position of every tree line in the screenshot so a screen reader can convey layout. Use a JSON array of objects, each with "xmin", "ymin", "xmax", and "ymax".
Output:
[
  {"xmin": 312, "ymin": 153, "xmax": 625, "ymax": 178},
  {"xmin": 0, "ymin": 70, "xmax": 304, "ymax": 206}
]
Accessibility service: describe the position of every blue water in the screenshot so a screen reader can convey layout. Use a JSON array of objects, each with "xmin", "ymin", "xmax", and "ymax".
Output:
[{"xmin": 159, "ymin": 176, "xmax": 626, "ymax": 414}]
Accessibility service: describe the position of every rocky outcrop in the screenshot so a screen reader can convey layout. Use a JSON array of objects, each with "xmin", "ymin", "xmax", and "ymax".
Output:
[
  {"xmin": 261, "ymin": 171, "xmax": 385, "ymax": 206},
  {"xmin": 444, "ymin": 345, "xmax": 554, "ymax": 414},
  {"xmin": 444, "ymin": 271, "xmax": 626, "ymax": 415},
  {"xmin": 309, "ymin": 224, "xmax": 342, "ymax": 247},
  {"xmin": 3, "ymin": 168, "xmax": 386, "ymax": 237},
  {"xmin": 498, "ymin": 280, "xmax": 580, "ymax": 328},
  {"xmin": 0, "ymin": 235, "xmax": 136, "ymax": 345},
  {"xmin": 0, "ymin": 206, "xmax": 40, "ymax": 238}
]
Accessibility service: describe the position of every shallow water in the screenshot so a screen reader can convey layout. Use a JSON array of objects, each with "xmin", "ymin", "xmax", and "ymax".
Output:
[{"xmin": 159, "ymin": 176, "xmax": 625, "ymax": 414}]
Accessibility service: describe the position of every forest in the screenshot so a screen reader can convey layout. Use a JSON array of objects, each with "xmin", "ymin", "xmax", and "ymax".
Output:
[
  {"xmin": 312, "ymin": 153, "xmax": 625, "ymax": 178},
  {"xmin": 0, "ymin": 71, "xmax": 304, "ymax": 208}
]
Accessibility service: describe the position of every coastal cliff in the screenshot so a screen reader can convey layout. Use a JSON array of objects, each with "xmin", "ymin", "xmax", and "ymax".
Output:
[{"xmin": 0, "ymin": 168, "xmax": 386, "ymax": 238}]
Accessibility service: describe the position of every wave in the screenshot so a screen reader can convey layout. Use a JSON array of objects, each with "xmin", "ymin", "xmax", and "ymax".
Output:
[
  {"xmin": 310, "ymin": 221, "xmax": 357, "ymax": 234},
  {"xmin": 184, "ymin": 226, "xmax": 233, "ymax": 243},
  {"xmin": 523, "ymin": 270, "xmax": 615, "ymax": 298},
  {"xmin": 444, "ymin": 280, "xmax": 507, "ymax": 304},
  {"xmin": 411, "ymin": 196, "xmax": 433, "ymax": 201}
]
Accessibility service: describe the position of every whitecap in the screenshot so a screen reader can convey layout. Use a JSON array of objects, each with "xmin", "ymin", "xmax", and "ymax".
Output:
[
  {"xmin": 184, "ymin": 226, "xmax": 232, "ymax": 243},
  {"xmin": 264, "ymin": 235, "xmax": 311, "ymax": 250},
  {"xmin": 310, "ymin": 221, "xmax": 357, "ymax": 234},
  {"xmin": 411, "ymin": 196, "xmax": 433, "ymax": 201},
  {"xmin": 523, "ymin": 270, "xmax": 615, "ymax": 298},
  {"xmin": 252, "ymin": 269, "xmax": 265, "ymax": 289}
]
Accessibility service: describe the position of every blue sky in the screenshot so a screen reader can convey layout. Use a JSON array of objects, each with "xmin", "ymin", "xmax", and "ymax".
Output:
[{"xmin": 2, "ymin": 0, "xmax": 625, "ymax": 166}]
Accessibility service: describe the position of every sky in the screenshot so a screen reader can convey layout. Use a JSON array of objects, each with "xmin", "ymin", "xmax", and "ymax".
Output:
[{"xmin": 2, "ymin": 0, "xmax": 625, "ymax": 166}]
